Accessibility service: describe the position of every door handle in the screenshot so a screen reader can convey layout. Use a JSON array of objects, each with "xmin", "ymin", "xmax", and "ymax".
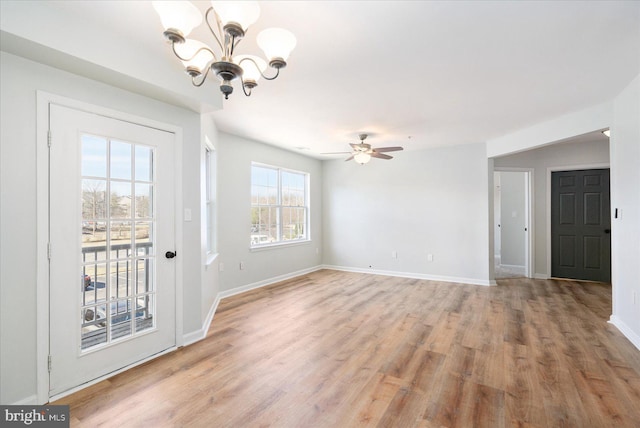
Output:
[
  {"xmin": 165, "ymin": 251, "xmax": 177, "ymax": 259},
  {"xmin": 604, "ymin": 229, "xmax": 611, "ymax": 234}
]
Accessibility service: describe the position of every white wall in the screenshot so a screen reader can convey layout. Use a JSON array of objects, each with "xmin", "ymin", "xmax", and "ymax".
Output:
[
  {"xmin": 494, "ymin": 139, "xmax": 610, "ymax": 277},
  {"xmin": 216, "ymin": 132, "xmax": 323, "ymax": 293},
  {"xmin": 0, "ymin": 52, "xmax": 207, "ymax": 404},
  {"xmin": 322, "ymin": 142, "xmax": 492, "ymax": 285},
  {"xmin": 610, "ymin": 74, "xmax": 640, "ymax": 348},
  {"xmin": 498, "ymin": 172, "xmax": 526, "ymax": 267}
]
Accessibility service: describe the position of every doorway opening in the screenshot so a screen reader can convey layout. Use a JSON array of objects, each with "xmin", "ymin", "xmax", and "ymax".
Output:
[{"xmin": 494, "ymin": 170, "xmax": 533, "ymax": 279}]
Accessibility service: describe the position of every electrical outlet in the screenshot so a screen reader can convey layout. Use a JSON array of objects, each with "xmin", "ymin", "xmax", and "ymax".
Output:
[
  {"xmin": 219, "ymin": 262, "xmax": 224, "ymax": 272},
  {"xmin": 392, "ymin": 251, "xmax": 398, "ymax": 259},
  {"xmin": 427, "ymin": 254, "xmax": 434, "ymax": 262},
  {"xmin": 239, "ymin": 261, "xmax": 244, "ymax": 270}
]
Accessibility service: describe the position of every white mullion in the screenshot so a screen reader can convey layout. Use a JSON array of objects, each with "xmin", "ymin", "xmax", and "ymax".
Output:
[
  {"xmin": 129, "ymin": 143, "xmax": 135, "ymax": 337},
  {"xmin": 149, "ymin": 145, "xmax": 157, "ymax": 330},
  {"xmin": 105, "ymin": 138, "xmax": 112, "ymax": 345},
  {"xmin": 276, "ymin": 168, "xmax": 282, "ymax": 242}
]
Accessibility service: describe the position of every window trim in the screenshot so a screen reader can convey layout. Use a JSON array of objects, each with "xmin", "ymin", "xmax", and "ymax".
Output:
[
  {"xmin": 204, "ymin": 138, "xmax": 217, "ymax": 264},
  {"xmin": 250, "ymin": 162, "xmax": 310, "ymax": 249}
]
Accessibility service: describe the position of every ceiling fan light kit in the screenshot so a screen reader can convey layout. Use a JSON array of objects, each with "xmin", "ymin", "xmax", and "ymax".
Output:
[
  {"xmin": 152, "ymin": 1, "xmax": 296, "ymax": 100},
  {"xmin": 324, "ymin": 134, "xmax": 404, "ymax": 165}
]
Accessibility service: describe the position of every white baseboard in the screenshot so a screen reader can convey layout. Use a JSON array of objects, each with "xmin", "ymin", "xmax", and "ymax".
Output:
[
  {"xmin": 609, "ymin": 315, "xmax": 640, "ymax": 351},
  {"xmin": 219, "ymin": 265, "xmax": 324, "ymax": 299},
  {"xmin": 322, "ymin": 265, "xmax": 495, "ymax": 287},
  {"xmin": 500, "ymin": 263, "xmax": 526, "ymax": 272},
  {"xmin": 182, "ymin": 295, "xmax": 221, "ymax": 347},
  {"xmin": 534, "ymin": 273, "xmax": 549, "ymax": 279}
]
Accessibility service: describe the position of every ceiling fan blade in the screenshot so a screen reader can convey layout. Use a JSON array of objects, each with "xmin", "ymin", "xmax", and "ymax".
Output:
[
  {"xmin": 371, "ymin": 152, "xmax": 393, "ymax": 160},
  {"xmin": 349, "ymin": 143, "xmax": 361, "ymax": 150},
  {"xmin": 344, "ymin": 155, "xmax": 355, "ymax": 162},
  {"xmin": 373, "ymin": 146, "xmax": 404, "ymax": 153}
]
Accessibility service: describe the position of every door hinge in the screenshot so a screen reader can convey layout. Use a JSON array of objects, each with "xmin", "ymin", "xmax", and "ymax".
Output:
[
  {"xmin": 48, "ymin": 355, "xmax": 52, "ymax": 373},
  {"xmin": 47, "ymin": 242, "xmax": 52, "ymax": 260},
  {"xmin": 47, "ymin": 130, "xmax": 52, "ymax": 147}
]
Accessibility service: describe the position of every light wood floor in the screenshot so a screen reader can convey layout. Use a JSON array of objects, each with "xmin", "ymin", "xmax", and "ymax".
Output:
[{"xmin": 56, "ymin": 270, "xmax": 640, "ymax": 427}]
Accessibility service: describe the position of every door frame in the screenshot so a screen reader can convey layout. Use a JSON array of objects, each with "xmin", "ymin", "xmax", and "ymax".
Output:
[
  {"xmin": 545, "ymin": 163, "xmax": 610, "ymax": 279},
  {"xmin": 36, "ymin": 91, "xmax": 184, "ymax": 403},
  {"xmin": 494, "ymin": 168, "xmax": 534, "ymax": 279}
]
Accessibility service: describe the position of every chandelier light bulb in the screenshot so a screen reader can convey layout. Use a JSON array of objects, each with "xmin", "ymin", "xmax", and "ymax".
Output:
[
  {"xmin": 152, "ymin": 1, "xmax": 202, "ymax": 38},
  {"xmin": 211, "ymin": 1, "xmax": 261, "ymax": 30},
  {"xmin": 354, "ymin": 153, "xmax": 372, "ymax": 165},
  {"xmin": 257, "ymin": 28, "xmax": 297, "ymax": 63}
]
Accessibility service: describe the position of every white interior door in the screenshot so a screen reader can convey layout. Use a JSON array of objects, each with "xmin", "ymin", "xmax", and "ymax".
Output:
[{"xmin": 48, "ymin": 104, "xmax": 176, "ymax": 397}]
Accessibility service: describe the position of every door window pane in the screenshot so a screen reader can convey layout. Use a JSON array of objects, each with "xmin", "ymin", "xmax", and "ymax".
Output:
[
  {"xmin": 135, "ymin": 145, "xmax": 153, "ymax": 182},
  {"xmin": 110, "ymin": 140, "xmax": 132, "ymax": 180},
  {"xmin": 110, "ymin": 181, "xmax": 132, "ymax": 219},
  {"xmin": 135, "ymin": 183, "xmax": 153, "ymax": 218},
  {"xmin": 80, "ymin": 134, "xmax": 157, "ymax": 351},
  {"xmin": 81, "ymin": 305, "xmax": 107, "ymax": 350},
  {"xmin": 82, "ymin": 136, "xmax": 107, "ymax": 178},
  {"xmin": 82, "ymin": 179, "xmax": 107, "ymax": 220},
  {"xmin": 135, "ymin": 295, "xmax": 154, "ymax": 333}
]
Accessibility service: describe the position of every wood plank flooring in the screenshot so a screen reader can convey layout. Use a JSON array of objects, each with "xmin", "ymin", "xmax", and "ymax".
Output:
[{"xmin": 55, "ymin": 270, "xmax": 640, "ymax": 427}]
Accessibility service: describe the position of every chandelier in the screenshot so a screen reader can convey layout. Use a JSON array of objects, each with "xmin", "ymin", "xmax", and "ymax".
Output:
[{"xmin": 152, "ymin": 1, "xmax": 296, "ymax": 99}]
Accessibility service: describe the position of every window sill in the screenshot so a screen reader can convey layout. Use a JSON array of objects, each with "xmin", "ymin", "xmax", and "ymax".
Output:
[{"xmin": 250, "ymin": 239, "xmax": 311, "ymax": 252}]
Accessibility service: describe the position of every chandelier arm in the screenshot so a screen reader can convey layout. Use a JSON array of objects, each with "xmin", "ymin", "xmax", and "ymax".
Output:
[
  {"xmin": 260, "ymin": 67, "xmax": 281, "ymax": 81},
  {"xmin": 204, "ymin": 7, "xmax": 224, "ymax": 52},
  {"xmin": 241, "ymin": 81, "xmax": 252, "ymax": 97},
  {"xmin": 191, "ymin": 65, "xmax": 212, "ymax": 87},
  {"xmin": 231, "ymin": 27, "xmax": 245, "ymax": 56},
  {"xmin": 237, "ymin": 57, "xmax": 281, "ymax": 81},
  {"xmin": 171, "ymin": 42, "xmax": 218, "ymax": 63},
  {"xmin": 230, "ymin": 35, "xmax": 236, "ymax": 57}
]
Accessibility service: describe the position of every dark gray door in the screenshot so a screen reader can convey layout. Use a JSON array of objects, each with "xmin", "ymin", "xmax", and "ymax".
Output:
[{"xmin": 551, "ymin": 169, "xmax": 611, "ymax": 282}]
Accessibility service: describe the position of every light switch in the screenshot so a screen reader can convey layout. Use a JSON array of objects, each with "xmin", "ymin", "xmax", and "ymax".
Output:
[{"xmin": 184, "ymin": 208, "xmax": 192, "ymax": 222}]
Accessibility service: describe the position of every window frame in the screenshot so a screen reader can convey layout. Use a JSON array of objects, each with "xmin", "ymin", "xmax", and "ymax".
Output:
[{"xmin": 250, "ymin": 162, "xmax": 310, "ymax": 249}]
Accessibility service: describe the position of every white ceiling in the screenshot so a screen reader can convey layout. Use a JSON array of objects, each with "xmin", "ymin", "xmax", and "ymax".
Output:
[
  {"xmin": 2, "ymin": 1, "xmax": 639, "ymax": 158},
  {"xmin": 206, "ymin": 1, "xmax": 640, "ymax": 157}
]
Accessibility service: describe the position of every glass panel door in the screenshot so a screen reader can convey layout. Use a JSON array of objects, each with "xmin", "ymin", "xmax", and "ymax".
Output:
[{"xmin": 49, "ymin": 104, "xmax": 175, "ymax": 398}]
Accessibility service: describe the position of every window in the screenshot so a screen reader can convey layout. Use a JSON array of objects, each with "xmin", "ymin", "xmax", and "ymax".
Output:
[
  {"xmin": 251, "ymin": 163, "xmax": 309, "ymax": 247},
  {"xmin": 205, "ymin": 140, "xmax": 216, "ymax": 256}
]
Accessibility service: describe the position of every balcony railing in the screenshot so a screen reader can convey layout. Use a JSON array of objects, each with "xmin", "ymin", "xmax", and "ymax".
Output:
[{"xmin": 81, "ymin": 242, "xmax": 154, "ymax": 349}]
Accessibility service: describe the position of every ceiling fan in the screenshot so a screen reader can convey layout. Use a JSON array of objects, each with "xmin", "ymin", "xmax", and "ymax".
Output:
[{"xmin": 323, "ymin": 134, "xmax": 403, "ymax": 164}]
